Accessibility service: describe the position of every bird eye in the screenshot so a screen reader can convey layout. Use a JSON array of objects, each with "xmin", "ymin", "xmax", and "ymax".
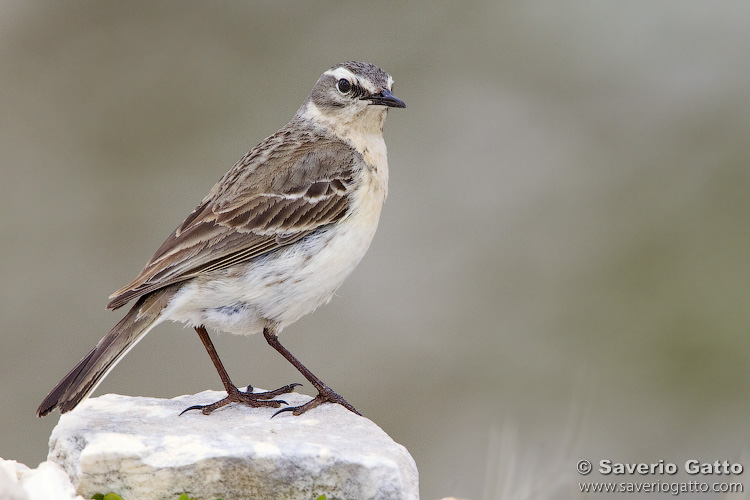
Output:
[{"xmin": 337, "ymin": 79, "xmax": 352, "ymax": 94}]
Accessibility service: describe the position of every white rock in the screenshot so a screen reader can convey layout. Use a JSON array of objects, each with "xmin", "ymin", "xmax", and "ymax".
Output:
[
  {"xmin": 0, "ymin": 459, "xmax": 28, "ymax": 500},
  {"xmin": 0, "ymin": 458, "xmax": 85, "ymax": 500},
  {"xmin": 47, "ymin": 390, "xmax": 419, "ymax": 500}
]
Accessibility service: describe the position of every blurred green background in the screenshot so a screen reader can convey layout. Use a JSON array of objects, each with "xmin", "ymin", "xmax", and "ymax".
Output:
[{"xmin": 2, "ymin": 2, "xmax": 750, "ymax": 499}]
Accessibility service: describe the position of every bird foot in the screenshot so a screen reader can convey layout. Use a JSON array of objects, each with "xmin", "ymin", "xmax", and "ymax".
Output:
[
  {"xmin": 272, "ymin": 386, "xmax": 360, "ymax": 418},
  {"xmin": 181, "ymin": 383, "xmax": 301, "ymax": 415}
]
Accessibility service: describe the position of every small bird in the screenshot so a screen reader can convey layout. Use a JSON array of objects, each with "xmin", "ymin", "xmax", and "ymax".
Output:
[{"xmin": 37, "ymin": 61, "xmax": 405, "ymax": 418}]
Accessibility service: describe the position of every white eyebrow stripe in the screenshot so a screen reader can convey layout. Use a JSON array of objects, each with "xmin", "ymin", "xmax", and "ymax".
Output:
[
  {"xmin": 323, "ymin": 67, "xmax": 379, "ymax": 93},
  {"xmin": 324, "ymin": 67, "xmax": 356, "ymax": 80}
]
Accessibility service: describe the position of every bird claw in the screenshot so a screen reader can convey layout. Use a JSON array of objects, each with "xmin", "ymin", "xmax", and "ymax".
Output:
[
  {"xmin": 179, "ymin": 404, "xmax": 209, "ymax": 416},
  {"xmin": 271, "ymin": 387, "xmax": 361, "ymax": 418},
  {"xmin": 271, "ymin": 406, "xmax": 298, "ymax": 418},
  {"xmin": 247, "ymin": 383, "xmax": 302, "ymax": 399},
  {"xmin": 180, "ymin": 382, "xmax": 300, "ymax": 415}
]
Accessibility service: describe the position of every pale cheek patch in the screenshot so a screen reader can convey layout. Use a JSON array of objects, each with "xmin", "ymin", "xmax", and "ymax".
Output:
[
  {"xmin": 302, "ymin": 101, "xmax": 325, "ymax": 121},
  {"xmin": 303, "ymin": 99, "xmax": 370, "ymax": 129}
]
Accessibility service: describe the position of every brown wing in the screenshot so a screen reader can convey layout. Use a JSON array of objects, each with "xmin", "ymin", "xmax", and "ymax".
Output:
[{"xmin": 107, "ymin": 129, "xmax": 359, "ymax": 310}]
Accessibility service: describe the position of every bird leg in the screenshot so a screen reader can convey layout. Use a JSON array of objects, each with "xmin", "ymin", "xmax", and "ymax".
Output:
[
  {"xmin": 180, "ymin": 325, "xmax": 300, "ymax": 415},
  {"xmin": 263, "ymin": 326, "xmax": 361, "ymax": 417}
]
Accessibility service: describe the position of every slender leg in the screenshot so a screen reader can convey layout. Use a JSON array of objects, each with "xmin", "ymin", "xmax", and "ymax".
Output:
[
  {"xmin": 263, "ymin": 326, "xmax": 361, "ymax": 417},
  {"xmin": 180, "ymin": 326, "xmax": 300, "ymax": 415}
]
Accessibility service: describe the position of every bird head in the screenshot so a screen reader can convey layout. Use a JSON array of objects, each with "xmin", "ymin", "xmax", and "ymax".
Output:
[{"xmin": 299, "ymin": 61, "xmax": 405, "ymax": 135}]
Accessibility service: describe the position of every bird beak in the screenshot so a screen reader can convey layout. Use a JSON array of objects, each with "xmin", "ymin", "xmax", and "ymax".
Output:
[{"xmin": 366, "ymin": 89, "xmax": 406, "ymax": 108}]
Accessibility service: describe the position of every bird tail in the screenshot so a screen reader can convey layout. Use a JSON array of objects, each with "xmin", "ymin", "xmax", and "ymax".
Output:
[{"xmin": 36, "ymin": 287, "xmax": 176, "ymax": 417}]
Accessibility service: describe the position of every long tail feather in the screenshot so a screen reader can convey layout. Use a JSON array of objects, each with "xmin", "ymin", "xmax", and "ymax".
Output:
[{"xmin": 37, "ymin": 287, "xmax": 176, "ymax": 417}]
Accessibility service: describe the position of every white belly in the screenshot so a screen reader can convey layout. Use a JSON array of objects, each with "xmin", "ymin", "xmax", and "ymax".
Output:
[{"xmin": 161, "ymin": 166, "xmax": 387, "ymax": 336}]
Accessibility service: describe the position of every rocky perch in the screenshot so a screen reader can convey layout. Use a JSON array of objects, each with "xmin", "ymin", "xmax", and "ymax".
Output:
[{"xmin": 44, "ymin": 390, "xmax": 419, "ymax": 500}]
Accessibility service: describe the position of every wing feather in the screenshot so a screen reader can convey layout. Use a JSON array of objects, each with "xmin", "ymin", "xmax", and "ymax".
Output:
[{"xmin": 107, "ymin": 128, "xmax": 359, "ymax": 310}]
